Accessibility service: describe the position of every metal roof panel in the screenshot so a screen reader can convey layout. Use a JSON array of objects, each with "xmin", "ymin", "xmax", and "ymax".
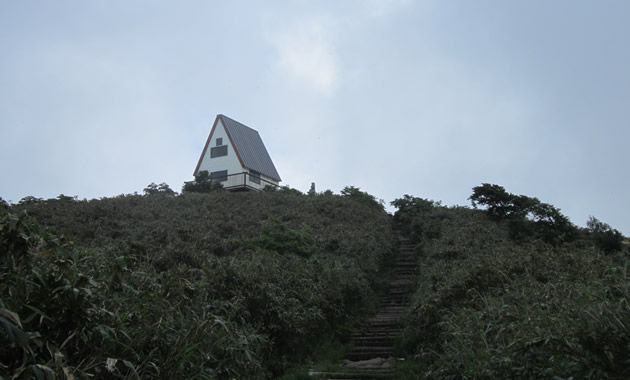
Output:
[{"xmin": 219, "ymin": 114, "xmax": 281, "ymax": 182}]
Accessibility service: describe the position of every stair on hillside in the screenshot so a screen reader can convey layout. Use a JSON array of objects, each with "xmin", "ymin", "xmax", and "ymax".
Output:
[{"xmin": 310, "ymin": 227, "xmax": 418, "ymax": 379}]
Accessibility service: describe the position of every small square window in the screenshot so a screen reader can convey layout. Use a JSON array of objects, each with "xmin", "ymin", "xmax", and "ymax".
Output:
[{"xmin": 216, "ymin": 138, "xmax": 223, "ymax": 146}]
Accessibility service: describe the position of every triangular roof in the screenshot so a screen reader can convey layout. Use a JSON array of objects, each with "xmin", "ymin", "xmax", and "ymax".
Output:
[{"xmin": 194, "ymin": 114, "xmax": 281, "ymax": 182}]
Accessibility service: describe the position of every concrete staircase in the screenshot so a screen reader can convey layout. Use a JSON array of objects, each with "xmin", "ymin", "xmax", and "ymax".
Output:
[{"xmin": 310, "ymin": 228, "xmax": 417, "ymax": 379}]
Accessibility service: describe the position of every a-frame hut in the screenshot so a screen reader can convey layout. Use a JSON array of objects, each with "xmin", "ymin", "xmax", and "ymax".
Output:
[{"xmin": 193, "ymin": 114, "xmax": 281, "ymax": 191}]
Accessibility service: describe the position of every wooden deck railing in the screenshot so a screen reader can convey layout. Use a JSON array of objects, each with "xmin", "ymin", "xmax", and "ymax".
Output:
[{"xmin": 213, "ymin": 172, "xmax": 279, "ymax": 191}]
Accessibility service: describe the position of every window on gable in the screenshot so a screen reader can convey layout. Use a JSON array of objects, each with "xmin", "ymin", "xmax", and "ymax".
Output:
[
  {"xmin": 210, "ymin": 145, "xmax": 228, "ymax": 158},
  {"xmin": 210, "ymin": 170, "xmax": 228, "ymax": 182},
  {"xmin": 216, "ymin": 138, "xmax": 223, "ymax": 146}
]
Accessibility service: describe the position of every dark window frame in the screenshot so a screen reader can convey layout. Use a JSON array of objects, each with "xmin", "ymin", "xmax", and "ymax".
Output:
[
  {"xmin": 210, "ymin": 170, "xmax": 228, "ymax": 182},
  {"xmin": 216, "ymin": 138, "xmax": 223, "ymax": 146},
  {"xmin": 249, "ymin": 170, "xmax": 261, "ymax": 184},
  {"xmin": 210, "ymin": 145, "xmax": 228, "ymax": 158}
]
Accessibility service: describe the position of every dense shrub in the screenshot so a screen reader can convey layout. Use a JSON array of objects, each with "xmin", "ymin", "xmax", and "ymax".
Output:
[
  {"xmin": 181, "ymin": 170, "xmax": 224, "ymax": 193},
  {"xmin": 340, "ymin": 186, "xmax": 384, "ymax": 212},
  {"xmin": 470, "ymin": 183, "xmax": 577, "ymax": 244},
  {"xmin": 143, "ymin": 182, "xmax": 176, "ymax": 196},
  {"xmin": 240, "ymin": 219, "xmax": 317, "ymax": 257},
  {"xmin": 0, "ymin": 197, "xmax": 8, "ymax": 211},
  {"xmin": 469, "ymin": 183, "xmax": 519, "ymax": 218},
  {"xmin": 587, "ymin": 216, "xmax": 624, "ymax": 253},
  {"xmin": 0, "ymin": 211, "xmax": 267, "ymax": 379},
  {"xmin": 392, "ymin": 196, "xmax": 630, "ymax": 378},
  {"xmin": 4, "ymin": 188, "xmax": 393, "ymax": 378},
  {"xmin": 391, "ymin": 195, "xmax": 440, "ymax": 239}
]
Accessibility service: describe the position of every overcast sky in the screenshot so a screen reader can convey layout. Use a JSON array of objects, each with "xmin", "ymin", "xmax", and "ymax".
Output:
[{"xmin": 1, "ymin": 1, "xmax": 629, "ymax": 234}]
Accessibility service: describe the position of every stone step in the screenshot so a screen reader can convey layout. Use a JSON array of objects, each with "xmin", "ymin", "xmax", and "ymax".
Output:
[
  {"xmin": 378, "ymin": 309, "xmax": 406, "ymax": 314},
  {"xmin": 371, "ymin": 311, "xmax": 404, "ymax": 316},
  {"xmin": 365, "ymin": 321, "xmax": 402, "ymax": 327},
  {"xmin": 381, "ymin": 296, "xmax": 408, "ymax": 302},
  {"xmin": 379, "ymin": 303, "xmax": 405, "ymax": 308},
  {"xmin": 352, "ymin": 329, "xmax": 401, "ymax": 336},
  {"xmin": 351, "ymin": 333, "xmax": 398, "ymax": 340},
  {"xmin": 326, "ymin": 229, "xmax": 418, "ymax": 376},
  {"xmin": 371, "ymin": 311, "xmax": 405, "ymax": 317},
  {"xmin": 345, "ymin": 351, "xmax": 394, "ymax": 361},
  {"xmin": 369, "ymin": 317, "xmax": 403, "ymax": 323},
  {"xmin": 350, "ymin": 337, "xmax": 398, "ymax": 343},
  {"xmin": 351, "ymin": 328, "xmax": 401, "ymax": 336},
  {"xmin": 380, "ymin": 299, "xmax": 408, "ymax": 305},
  {"xmin": 371, "ymin": 313, "xmax": 404, "ymax": 318},
  {"xmin": 351, "ymin": 345, "xmax": 394, "ymax": 353},
  {"xmin": 351, "ymin": 335, "xmax": 398, "ymax": 341},
  {"xmin": 364, "ymin": 323, "xmax": 401, "ymax": 330},
  {"xmin": 353, "ymin": 335, "xmax": 395, "ymax": 341},
  {"xmin": 309, "ymin": 370, "xmax": 393, "ymax": 379},
  {"xmin": 366, "ymin": 315, "xmax": 403, "ymax": 321},
  {"xmin": 388, "ymin": 282, "xmax": 415, "ymax": 286}
]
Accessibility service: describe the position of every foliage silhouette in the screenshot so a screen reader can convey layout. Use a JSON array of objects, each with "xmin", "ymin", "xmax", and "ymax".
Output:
[
  {"xmin": 470, "ymin": 183, "xmax": 577, "ymax": 243},
  {"xmin": 144, "ymin": 182, "xmax": 176, "ymax": 196},
  {"xmin": 181, "ymin": 170, "xmax": 224, "ymax": 193},
  {"xmin": 340, "ymin": 186, "xmax": 384, "ymax": 211},
  {"xmin": 587, "ymin": 216, "xmax": 624, "ymax": 252}
]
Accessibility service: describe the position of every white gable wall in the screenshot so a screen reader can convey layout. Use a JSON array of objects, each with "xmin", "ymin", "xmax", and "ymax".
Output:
[{"xmin": 197, "ymin": 119, "xmax": 244, "ymax": 183}]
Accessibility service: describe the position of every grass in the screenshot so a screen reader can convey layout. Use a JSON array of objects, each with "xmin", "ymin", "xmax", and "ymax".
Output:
[{"xmin": 280, "ymin": 339, "xmax": 354, "ymax": 380}]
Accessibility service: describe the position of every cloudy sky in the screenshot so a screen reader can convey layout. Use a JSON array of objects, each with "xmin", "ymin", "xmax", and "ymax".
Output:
[{"xmin": 1, "ymin": 1, "xmax": 629, "ymax": 234}]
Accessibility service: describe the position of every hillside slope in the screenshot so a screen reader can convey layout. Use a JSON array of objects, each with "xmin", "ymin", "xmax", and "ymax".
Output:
[
  {"xmin": 2, "ymin": 189, "xmax": 393, "ymax": 378},
  {"xmin": 393, "ymin": 196, "xmax": 630, "ymax": 378},
  {"xmin": 3, "ymin": 187, "xmax": 628, "ymax": 379}
]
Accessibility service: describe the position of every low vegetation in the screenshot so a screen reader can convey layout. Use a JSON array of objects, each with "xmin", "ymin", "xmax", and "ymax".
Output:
[
  {"xmin": 393, "ymin": 187, "xmax": 629, "ymax": 378},
  {"xmin": 3, "ymin": 181, "xmax": 628, "ymax": 379},
  {"xmin": 1, "ymin": 187, "xmax": 392, "ymax": 378}
]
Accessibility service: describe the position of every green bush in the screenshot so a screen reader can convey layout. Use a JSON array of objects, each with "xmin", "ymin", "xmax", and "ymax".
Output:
[
  {"xmin": 340, "ymin": 186, "xmax": 384, "ymax": 212},
  {"xmin": 5, "ymin": 188, "xmax": 393, "ymax": 378},
  {"xmin": 391, "ymin": 195, "xmax": 444, "ymax": 244},
  {"xmin": 0, "ymin": 197, "xmax": 8, "ymax": 211},
  {"xmin": 0, "ymin": 211, "xmax": 271, "ymax": 379},
  {"xmin": 469, "ymin": 183, "xmax": 577, "ymax": 244},
  {"xmin": 143, "ymin": 182, "xmax": 176, "ymax": 196},
  {"xmin": 391, "ymin": 195, "xmax": 437, "ymax": 235},
  {"xmin": 587, "ymin": 216, "xmax": 624, "ymax": 253},
  {"xmin": 469, "ymin": 183, "xmax": 518, "ymax": 218},
  {"xmin": 394, "ymin": 195, "xmax": 630, "ymax": 378},
  {"xmin": 181, "ymin": 170, "xmax": 224, "ymax": 193},
  {"xmin": 242, "ymin": 219, "xmax": 317, "ymax": 257}
]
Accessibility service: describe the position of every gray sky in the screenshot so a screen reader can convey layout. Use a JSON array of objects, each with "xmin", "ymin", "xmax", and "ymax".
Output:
[{"xmin": 1, "ymin": 1, "xmax": 629, "ymax": 234}]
